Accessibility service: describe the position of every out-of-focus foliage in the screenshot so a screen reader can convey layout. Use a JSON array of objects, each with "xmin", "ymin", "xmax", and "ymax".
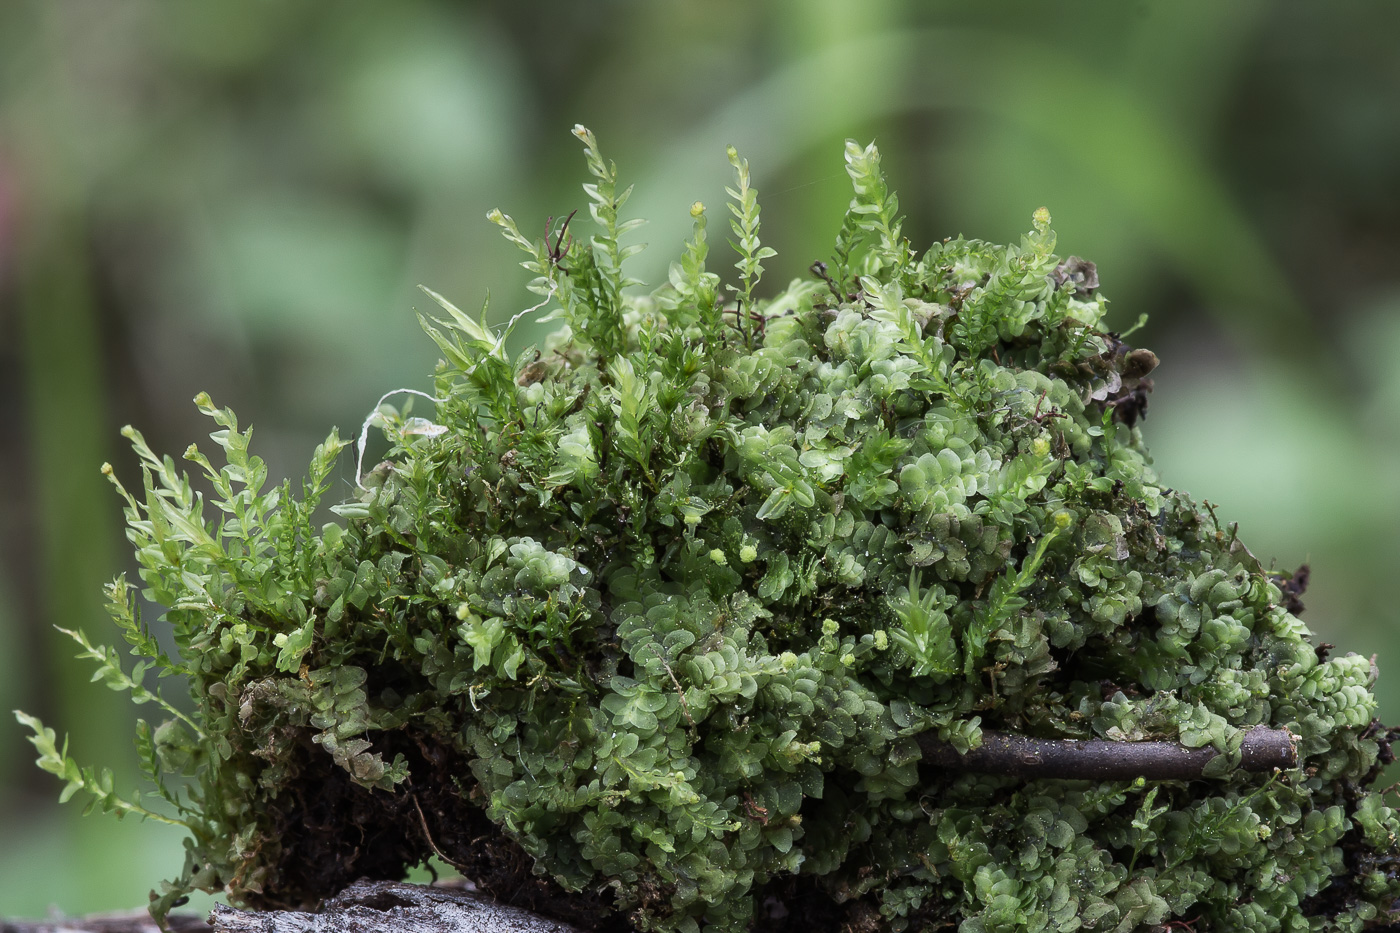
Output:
[
  {"xmin": 4, "ymin": 0, "xmax": 1400, "ymax": 920},
  {"xmin": 19, "ymin": 132, "xmax": 1400, "ymax": 932}
]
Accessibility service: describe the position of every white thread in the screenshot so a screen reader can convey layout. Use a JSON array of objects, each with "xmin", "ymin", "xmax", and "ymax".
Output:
[
  {"xmin": 355, "ymin": 389, "xmax": 447, "ymax": 490},
  {"xmin": 354, "ymin": 284, "xmax": 558, "ymax": 489}
]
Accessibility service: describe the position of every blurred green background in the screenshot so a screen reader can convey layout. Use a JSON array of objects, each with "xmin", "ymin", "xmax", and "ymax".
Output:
[{"xmin": 3, "ymin": 0, "xmax": 1399, "ymax": 917}]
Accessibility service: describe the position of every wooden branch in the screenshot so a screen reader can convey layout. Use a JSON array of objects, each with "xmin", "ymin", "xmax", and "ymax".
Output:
[
  {"xmin": 917, "ymin": 725, "xmax": 1297, "ymax": 781},
  {"xmin": 211, "ymin": 879, "xmax": 580, "ymax": 933}
]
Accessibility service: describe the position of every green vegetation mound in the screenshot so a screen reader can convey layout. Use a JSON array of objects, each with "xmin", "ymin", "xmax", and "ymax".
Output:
[{"xmin": 19, "ymin": 127, "xmax": 1400, "ymax": 932}]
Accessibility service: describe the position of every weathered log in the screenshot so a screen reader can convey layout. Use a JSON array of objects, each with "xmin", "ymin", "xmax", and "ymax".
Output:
[
  {"xmin": 210, "ymin": 879, "xmax": 579, "ymax": 933},
  {"xmin": 917, "ymin": 724, "xmax": 1297, "ymax": 781},
  {"xmin": 0, "ymin": 729, "xmax": 1305, "ymax": 933},
  {"xmin": 10, "ymin": 860, "xmax": 1400, "ymax": 933},
  {"xmin": 1, "ymin": 881, "xmax": 576, "ymax": 933}
]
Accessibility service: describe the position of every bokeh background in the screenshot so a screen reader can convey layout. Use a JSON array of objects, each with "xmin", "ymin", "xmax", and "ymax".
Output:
[{"xmin": 3, "ymin": 0, "xmax": 1399, "ymax": 917}]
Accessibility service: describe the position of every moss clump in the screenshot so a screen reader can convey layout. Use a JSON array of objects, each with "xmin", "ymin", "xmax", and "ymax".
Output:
[{"xmin": 18, "ymin": 127, "xmax": 1400, "ymax": 932}]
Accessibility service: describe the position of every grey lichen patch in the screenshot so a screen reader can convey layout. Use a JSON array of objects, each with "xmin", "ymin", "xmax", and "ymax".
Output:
[
  {"xmin": 210, "ymin": 880, "xmax": 582, "ymax": 933},
  {"xmin": 17, "ymin": 129, "xmax": 1400, "ymax": 933}
]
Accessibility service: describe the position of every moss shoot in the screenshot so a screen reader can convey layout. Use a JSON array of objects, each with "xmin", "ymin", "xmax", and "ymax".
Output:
[{"xmin": 18, "ymin": 127, "xmax": 1400, "ymax": 932}]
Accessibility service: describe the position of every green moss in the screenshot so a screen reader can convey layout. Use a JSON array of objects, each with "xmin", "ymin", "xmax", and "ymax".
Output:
[{"xmin": 18, "ymin": 127, "xmax": 1400, "ymax": 932}]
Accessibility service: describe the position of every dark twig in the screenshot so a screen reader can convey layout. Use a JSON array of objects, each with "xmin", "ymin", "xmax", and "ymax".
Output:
[
  {"xmin": 917, "ymin": 725, "xmax": 1296, "ymax": 781},
  {"xmin": 411, "ymin": 792, "xmax": 470, "ymax": 873},
  {"xmin": 650, "ymin": 643, "xmax": 696, "ymax": 728},
  {"xmin": 545, "ymin": 209, "xmax": 577, "ymax": 267},
  {"xmin": 809, "ymin": 259, "xmax": 841, "ymax": 298}
]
